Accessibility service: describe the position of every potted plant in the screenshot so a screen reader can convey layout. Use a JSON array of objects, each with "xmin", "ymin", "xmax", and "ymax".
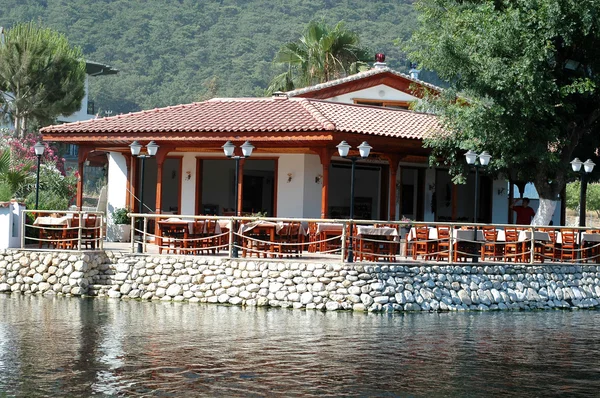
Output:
[{"xmin": 111, "ymin": 207, "xmax": 131, "ymax": 242}]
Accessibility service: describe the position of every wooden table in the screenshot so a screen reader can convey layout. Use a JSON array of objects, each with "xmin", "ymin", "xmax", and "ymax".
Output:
[
  {"xmin": 34, "ymin": 216, "xmax": 70, "ymax": 249},
  {"xmin": 239, "ymin": 221, "xmax": 306, "ymax": 258},
  {"xmin": 157, "ymin": 219, "xmax": 190, "ymax": 254},
  {"xmin": 315, "ymin": 223, "xmax": 343, "ymax": 253},
  {"xmin": 356, "ymin": 226, "xmax": 399, "ymax": 261}
]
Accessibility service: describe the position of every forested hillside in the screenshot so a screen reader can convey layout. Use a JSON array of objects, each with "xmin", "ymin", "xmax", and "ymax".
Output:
[{"xmin": 0, "ymin": 0, "xmax": 428, "ymax": 115}]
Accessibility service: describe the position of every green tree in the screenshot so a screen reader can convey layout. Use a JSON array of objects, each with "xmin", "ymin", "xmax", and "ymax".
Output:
[
  {"xmin": 267, "ymin": 20, "xmax": 373, "ymax": 93},
  {"xmin": 406, "ymin": 0, "xmax": 600, "ymax": 225},
  {"xmin": 566, "ymin": 181, "xmax": 600, "ymax": 222},
  {"xmin": 0, "ymin": 22, "xmax": 86, "ymax": 137}
]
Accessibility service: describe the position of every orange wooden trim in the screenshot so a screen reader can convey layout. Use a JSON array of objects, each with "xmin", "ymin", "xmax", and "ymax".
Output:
[
  {"xmin": 237, "ymin": 159, "xmax": 245, "ymax": 216},
  {"xmin": 272, "ymin": 158, "xmax": 278, "ymax": 217},
  {"xmin": 124, "ymin": 154, "xmax": 132, "ymax": 209}
]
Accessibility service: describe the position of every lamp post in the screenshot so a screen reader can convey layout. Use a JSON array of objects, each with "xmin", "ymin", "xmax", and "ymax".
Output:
[
  {"xmin": 337, "ymin": 140, "xmax": 372, "ymax": 263},
  {"xmin": 222, "ymin": 140, "xmax": 255, "ymax": 258},
  {"xmin": 465, "ymin": 150, "xmax": 491, "ymax": 263},
  {"xmin": 571, "ymin": 158, "xmax": 596, "ymax": 227},
  {"xmin": 130, "ymin": 140, "xmax": 159, "ymax": 253},
  {"xmin": 33, "ymin": 142, "xmax": 45, "ymax": 210}
]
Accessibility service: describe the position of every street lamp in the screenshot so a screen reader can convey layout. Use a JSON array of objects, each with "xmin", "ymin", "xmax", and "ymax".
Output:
[
  {"xmin": 465, "ymin": 150, "xmax": 491, "ymax": 263},
  {"xmin": 130, "ymin": 140, "xmax": 159, "ymax": 253},
  {"xmin": 571, "ymin": 158, "xmax": 595, "ymax": 227},
  {"xmin": 222, "ymin": 140, "xmax": 255, "ymax": 258},
  {"xmin": 337, "ymin": 140, "xmax": 372, "ymax": 263},
  {"xmin": 33, "ymin": 141, "xmax": 45, "ymax": 210}
]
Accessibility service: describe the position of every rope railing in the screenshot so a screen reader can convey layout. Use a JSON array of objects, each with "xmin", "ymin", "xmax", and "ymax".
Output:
[{"xmin": 21, "ymin": 209, "xmax": 600, "ymax": 264}]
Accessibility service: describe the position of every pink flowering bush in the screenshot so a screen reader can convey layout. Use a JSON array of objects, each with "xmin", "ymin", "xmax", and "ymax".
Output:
[{"xmin": 0, "ymin": 130, "xmax": 66, "ymax": 175}]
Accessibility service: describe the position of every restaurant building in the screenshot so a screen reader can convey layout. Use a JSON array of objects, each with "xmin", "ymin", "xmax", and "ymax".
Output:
[{"xmin": 41, "ymin": 61, "xmax": 551, "ymax": 240}]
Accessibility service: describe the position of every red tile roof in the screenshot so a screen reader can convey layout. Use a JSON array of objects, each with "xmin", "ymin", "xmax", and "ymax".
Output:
[{"xmin": 41, "ymin": 97, "xmax": 442, "ymax": 140}]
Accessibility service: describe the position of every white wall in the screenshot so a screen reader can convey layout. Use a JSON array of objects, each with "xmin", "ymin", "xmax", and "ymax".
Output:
[
  {"xmin": 0, "ymin": 201, "xmax": 24, "ymax": 248},
  {"xmin": 324, "ymin": 84, "xmax": 419, "ymax": 104},
  {"xmin": 303, "ymin": 154, "xmax": 323, "ymax": 218},
  {"xmin": 492, "ymin": 179, "xmax": 510, "ymax": 224},
  {"xmin": 106, "ymin": 152, "xmax": 129, "ymax": 241},
  {"xmin": 58, "ymin": 76, "xmax": 94, "ymax": 123},
  {"xmin": 277, "ymin": 154, "xmax": 306, "ymax": 217},
  {"xmin": 180, "ymin": 153, "xmax": 197, "ymax": 215}
]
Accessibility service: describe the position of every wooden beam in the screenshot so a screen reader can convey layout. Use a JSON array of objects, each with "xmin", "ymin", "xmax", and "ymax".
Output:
[
  {"xmin": 382, "ymin": 154, "xmax": 401, "ymax": 220},
  {"xmin": 76, "ymin": 146, "xmax": 93, "ymax": 210}
]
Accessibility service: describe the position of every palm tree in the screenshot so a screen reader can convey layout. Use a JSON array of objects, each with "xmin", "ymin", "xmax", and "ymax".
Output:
[{"xmin": 267, "ymin": 21, "xmax": 373, "ymax": 94}]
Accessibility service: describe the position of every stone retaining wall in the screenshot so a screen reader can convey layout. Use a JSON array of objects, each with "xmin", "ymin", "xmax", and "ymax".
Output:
[
  {"xmin": 2, "ymin": 249, "xmax": 600, "ymax": 312},
  {"xmin": 0, "ymin": 250, "xmax": 108, "ymax": 296}
]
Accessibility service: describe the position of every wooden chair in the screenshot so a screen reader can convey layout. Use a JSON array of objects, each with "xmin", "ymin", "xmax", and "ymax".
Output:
[
  {"xmin": 320, "ymin": 226, "xmax": 342, "ymax": 253},
  {"xmin": 559, "ymin": 228, "xmax": 578, "ymax": 262},
  {"xmin": 372, "ymin": 224, "xmax": 399, "ymax": 262},
  {"xmin": 189, "ymin": 220, "xmax": 205, "ymax": 254},
  {"xmin": 412, "ymin": 225, "xmax": 434, "ymax": 260},
  {"xmin": 307, "ymin": 222, "xmax": 318, "ymax": 253},
  {"xmin": 435, "ymin": 225, "xmax": 451, "ymax": 262},
  {"xmin": 583, "ymin": 229, "xmax": 600, "ymax": 263},
  {"xmin": 503, "ymin": 227, "xmax": 522, "ymax": 262},
  {"xmin": 539, "ymin": 228, "xmax": 557, "ymax": 262},
  {"xmin": 63, "ymin": 216, "xmax": 80, "ymax": 250},
  {"xmin": 161, "ymin": 224, "xmax": 186, "ymax": 254},
  {"xmin": 82, "ymin": 214, "xmax": 98, "ymax": 249},
  {"xmin": 480, "ymin": 226, "xmax": 502, "ymax": 262},
  {"xmin": 202, "ymin": 219, "xmax": 218, "ymax": 254},
  {"xmin": 275, "ymin": 222, "xmax": 302, "ymax": 258}
]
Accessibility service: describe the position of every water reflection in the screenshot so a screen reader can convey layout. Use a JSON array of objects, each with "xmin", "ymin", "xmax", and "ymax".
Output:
[{"xmin": 1, "ymin": 294, "xmax": 600, "ymax": 396}]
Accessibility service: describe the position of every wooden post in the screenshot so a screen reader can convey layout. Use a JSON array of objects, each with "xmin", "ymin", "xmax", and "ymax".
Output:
[
  {"xmin": 154, "ymin": 149, "xmax": 169, "ymax": 239},
  {"xmin": 124, "ymin": 154, "xmax": 132, "ymax": 209},
  {"xmin": 384, "ymin": 154, "xmax": 401, "ymax": 221},
  {"xmin": 237, "ymin": 158, "xmax": 245, "ymax": 216},
  {"xmin": 76, "ymin": 146, "xmax": 92, "ymax": 210},
  {"xmin": 316, "ymin": 148, "xmax": 335, "ymax": 219}
]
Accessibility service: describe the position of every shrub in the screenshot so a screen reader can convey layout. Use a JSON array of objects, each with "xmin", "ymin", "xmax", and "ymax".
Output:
[{"xmin": 112, "ymin": 208, "xmax": 131, "ymax": 224}]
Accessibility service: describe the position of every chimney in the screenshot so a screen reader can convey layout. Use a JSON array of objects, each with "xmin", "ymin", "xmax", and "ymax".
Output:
[
  {"xmin": 409, "ymin": 62, "xmax": 421, "ymax": 80},
  {"xmin": 373, "ymin": 53, "xmax": 387, "ymax": 69}
]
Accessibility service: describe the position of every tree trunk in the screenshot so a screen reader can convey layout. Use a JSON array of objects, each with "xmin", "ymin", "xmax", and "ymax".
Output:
[{"xmin": 531, "ymin": 198, "xmax": 557, "ymax": 226}]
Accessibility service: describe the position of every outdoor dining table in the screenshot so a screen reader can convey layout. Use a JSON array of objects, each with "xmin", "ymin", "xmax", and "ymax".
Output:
[
  {"xmin": 239, "ymin": 221, "xmax": 307, "ymax": 257},
  {"xmin": 555, "ymin": 231, "xmax": 600, "ymax": 244},
  {"xmin": 34, "ymin": 216, "xmax": 71, "ymax": 249},
  {"xmin": 406, "ymin": 227, "xmax": 484, "ymax": 242},
  {"xmin": 355, "ymin": 226, "xmax": 400, "ymax": 261},
  {"xmin": 34, "ymin": 215, "xmax": 101, "ymax": 249}
]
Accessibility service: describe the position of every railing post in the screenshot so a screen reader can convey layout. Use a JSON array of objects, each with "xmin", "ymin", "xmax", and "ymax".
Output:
[
  {"xmin": 530, "ymin": 226, "xmax": 535, "ymax": 264},
  {"xmin": 448, "ymin": 224, "xmax": 454, "ymax": 264},
  {"xmin": 78, "ymin": 212, "xmax": 83, "ymax": 250},
  {"xmin": 99, "ymin": 212, "xmax": 104, "ymax": 250},
  {"xmin": 228, "ymin": 218, "xmax": 234, "ymax": 258},
  {"xmin": 21, "ymin": 210, "xmax": 26, "ymax": 249},
  {"xmin": 130, "ymin": 215, "xmax": 135, "ymax": 253},
  {"xmin": 142, "ymin": 216, "xmax": 148, "ymax": 253},
  {"xmin": 341, "ymin": 220, "xmax": 347, "ymax": 262}
]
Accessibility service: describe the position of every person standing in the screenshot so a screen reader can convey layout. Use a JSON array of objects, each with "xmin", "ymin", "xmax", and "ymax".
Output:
[{"xmin": 511, "ymin": 198, "xmax": 536, "ymax": 225}]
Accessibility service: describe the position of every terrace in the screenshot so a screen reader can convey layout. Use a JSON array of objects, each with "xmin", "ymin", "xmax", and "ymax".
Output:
[{"xmin": 22, "ymin": 210, "xmax": 600, "ymax": 265}]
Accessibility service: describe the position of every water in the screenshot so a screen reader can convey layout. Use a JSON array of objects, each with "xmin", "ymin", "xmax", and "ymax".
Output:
[{"xmin": 1, "ymin": 295, "xmax": 600, "ymax": 397}]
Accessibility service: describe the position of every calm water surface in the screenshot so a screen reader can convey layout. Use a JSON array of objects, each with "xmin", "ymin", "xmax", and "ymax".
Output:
[{"xmin": 1, "ymin": 294, "xmax": 600, "ymax": 397}]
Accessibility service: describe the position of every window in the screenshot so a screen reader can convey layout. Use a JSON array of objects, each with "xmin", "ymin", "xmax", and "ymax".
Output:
[{"xmin": 353, "ymin": 99, "xmax": 413, "ymax": 110}]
